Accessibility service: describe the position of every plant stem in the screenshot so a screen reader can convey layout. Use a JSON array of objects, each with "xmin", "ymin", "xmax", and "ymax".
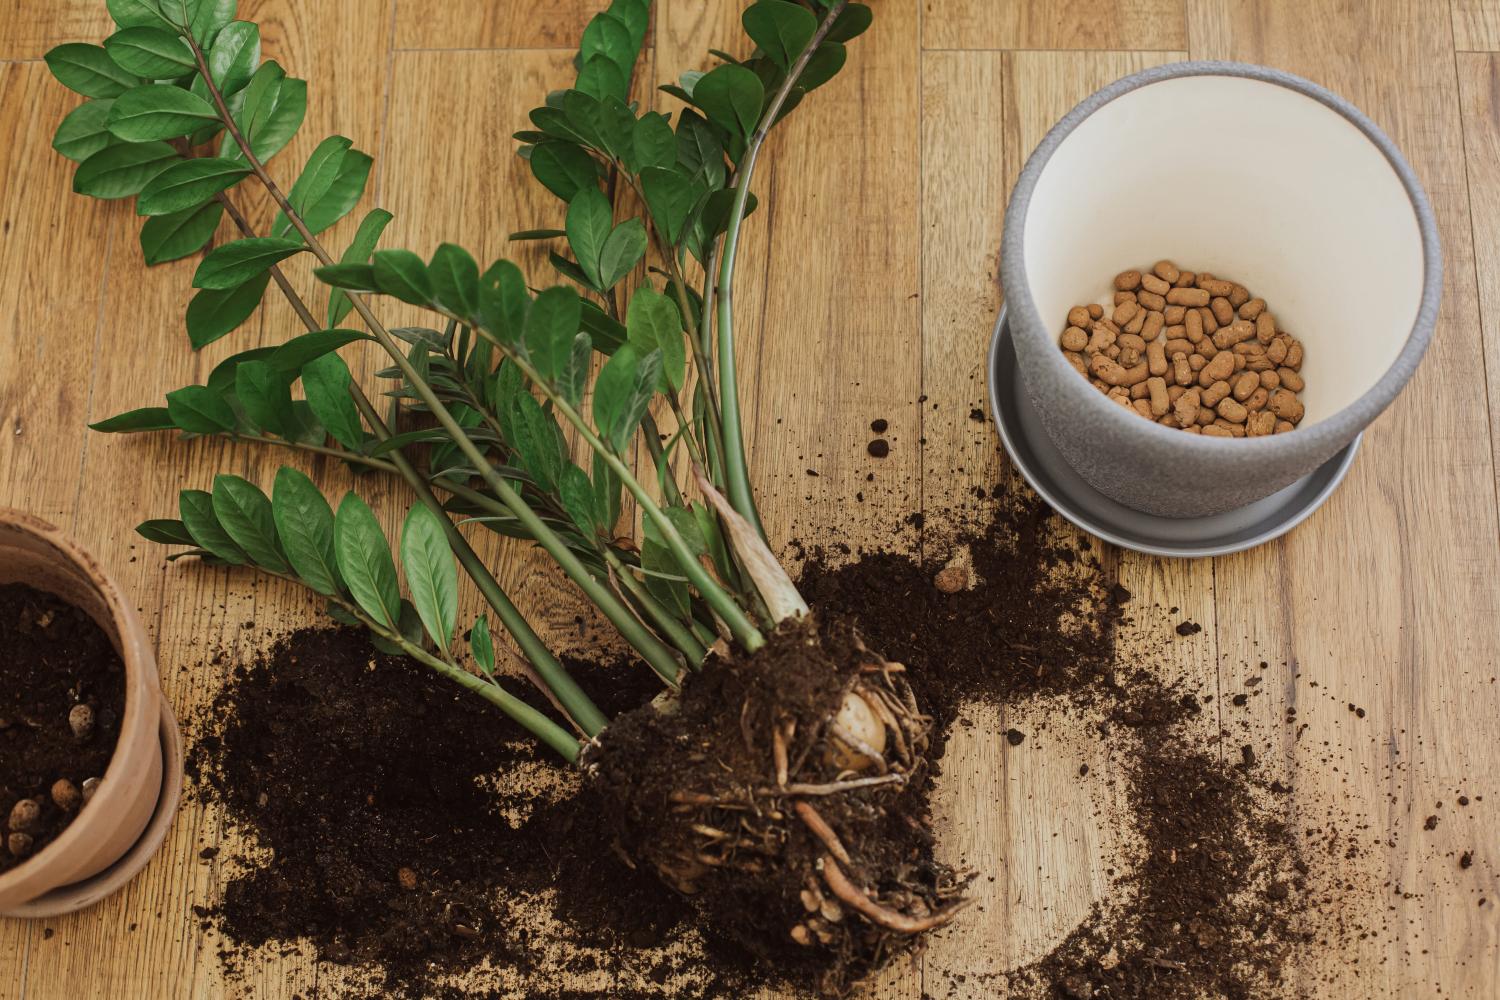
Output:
[
  {"xmin": 714, "ymin": 0, "xmax": 849, "ymax": 540},
  {"xmin": 190, "ymin": 37, "xmax": 685, "ymax": 685},
  {"xmin": 496, "ymin": 347, "xmax": 764, "ymax": 652}
]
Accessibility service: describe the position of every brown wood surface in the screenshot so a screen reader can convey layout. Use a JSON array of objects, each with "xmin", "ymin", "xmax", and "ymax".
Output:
[{"xmin": 1, "ymin": 1, "xmax": 1498, "ymax": 997}]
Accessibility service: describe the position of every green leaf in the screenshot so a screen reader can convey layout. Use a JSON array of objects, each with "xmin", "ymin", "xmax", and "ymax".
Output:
[
  {"xmin": 529, "ymin": 141, "xmax": 598, "ymax": 202},
  {"xmin": 180, "ymin": 488, "xmax": 247, "ymax": 564},
  {"xmin": 107, "ymin": 0, "xmax": 171, "ymax": 30},
  {"xmin": 299, "ymin": 151, "xmax": 371, "ymax": 235},
  {"xmin": 593, "ymin": 449, "xmax": 621, "ymax": 530},
  {"xmin": 580, "ymin": 11, "xmax": 635, "ymax": 80},
  {"xmin": 53, "ymin": 100, "xmax": 116, "ymax": 162},
  {"xmin": 327, "ymin": 208, "xmax": 392, "ymax": 327},
  {"xmin": 559, "ymin": 463, "xmax": 601, "ymax": 537},
  {"xmin": 300, "ymin": 352, "xmax": 364, "ymax": 450},
  {"xmin": 509, "ymin": 228, "xmax": 565, "ymax": 242},
  {"xmin": 509, "ymin": 393, "xmax": 566, "ymax": 493},
  {"xmin": 429, "ymin": 243, "xmax": 479, "ymax": 318},
  {"xmin": 639, "ymin": 166, "xmax": 703, "ymax": 247},
  {"xmin": 523, "ymin": 286, "xmax": 582, "ymax": 380},
  {"xmin": 400, "ymin": 504, "xmax": 458, "ymax": 653},
  {"xmin": 45, "ymin": 43, "xmax": 142, "ymax": 99},
  {"xmin": 107, "ymin": 84, "xmax": 218, "ymax": 141},
  {"xmin": 558, "ymin": 332, "xmax": 593, "ymax": 410},
  {"xmin": 549, "ymin": 251, "xmax": 592, "ymax": 289},
  {"xmin": 575, "ymin": 54, "xmax": 626, "ymax": 103},
  {"xmin": 580, "ymin": 300, "xmax": 627, "ymax": 354},
  {"xmin": 90, "ymin": 406, "xmax": 175, "ymax": 432},
  {"xmin": 73, "ymin": 140, "xmax": 177, "ymax": 199},
  {"xmin": 188, "ymin": 0, "xmax": 236, "ymax": 45},
  {"xmin": 799, "ymin": 42, "xmax": 847, "ymax": 91},
  {"xmin": 478, "ymin": 259, "xmax": 529, "ymax": 344},
  {"xmin": 229, "ymin": 62, "xmax": 305, "ymax": 162},
  {"xmin": 185, "ymin": 271, "xmax": 270, "ymax": 348},
  {"xmin": 742, "ymin": 1, "xmax": 817, "ymax": 71},
  {"xmin": 136, "ymin": 518, "xmax": 195, "ymax": 545},
  {"xmin": 565, "ymin": 186, "xmax": 612, "ymax": 290},
  {"xmin": 693, "ymin": 64, "xmax": 764, "ymax": 140},
  {"xmin": 140, "ymin": 200, "xmax": 223, "ymax": 264},
  {"xmin": 272, "ymin": 466, "xmax": 341, "ymax": 596},
  {"xmin": 371, "ymin": 249, "xmax": 433, "ymax": 305},
  {"xmin": 314, "ymin": 262, "xmax": 376, "ymax": 290},
  {"xmin": 136, "ymin": 157, "xmax": 248, "ymax": 216},
  {"xmin": 675, "ymin": 110, "xmax": 726, "ymax": 190},
  {"xmin": 103, "ymin": 27, "xmax": 195, "ymax": 78},
  {"xmin": 626, "ymin": 287, "xmax": 686, "ymax": 392},
  {"xmin": 206, "ymin": 346, "xmax": 276, "ymax": 392},
  {"xmin": 470, "ymin": 615, "xmax": 496, "ymax": 675},
  {"xmin": 826, "ymin": 3, "xmax": 873, "ymax": 43},
  {"xmin": 193, "ymin": 236, "xmax": 303, "ymax": 289},
  {"xmin": 597, "ymin": 219, "xmax": 646, "ymax": 290},
  {"xmin": 165, "ymin": 384, "xmax": 235, "ymax": 433},
  {"xmin": 333, "ymin": 492, "xmax": 401, "ymax": 628},
  {"xmin": 630, "ymin": 112, "xmax": 677, "ymax": 172},
  {"xmin": 269, "ymin": 329, "xmax": 369, "ymax": 373},
  {"xmin": 208, "ymin": 20, "xmax": 260, "ymax": 94},
  {"xmin": 212, "ymin": 473, "xmax": 289, "ymax": 572},
  {"xmin": 592, "ymin": 344, "xmax": 661, "ymax": 453},
  {"xmin": 274, "ymin": 136, "xmax": 371, "ymax": 237},
  {"xmin": 233, "ymin": 359, "xmax": 293, "ymax": 436}
]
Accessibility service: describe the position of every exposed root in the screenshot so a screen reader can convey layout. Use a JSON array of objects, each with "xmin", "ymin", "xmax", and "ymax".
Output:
[
  {"xmin": 588, "ymin": 614, "xmax": 964, "ymax": 995},
  {"xmin": 818, "ymin": 853, "xmax": 968, "ymax": 934},
  {"xmin": 793, "ymin": 800, "xmax": 852, "ymax": 866}
]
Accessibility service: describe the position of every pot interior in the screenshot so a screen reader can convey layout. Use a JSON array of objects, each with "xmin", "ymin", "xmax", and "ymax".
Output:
[{"xmin": 1021, "ymin": 73, "xmax": 1424, "ymax": 426}]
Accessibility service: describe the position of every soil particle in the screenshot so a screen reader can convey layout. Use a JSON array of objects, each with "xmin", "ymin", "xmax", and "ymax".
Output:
[
  {"xmin": 867, "ymin": 439, "xmax": 890, "ymax": 458},
  {"xmin": 0, "ymin": 583, "xmax": 123, "ymax": 872},
  {"xmin": 1005, "ymin": 728, "xmax": 1026, "ymax": 746}
]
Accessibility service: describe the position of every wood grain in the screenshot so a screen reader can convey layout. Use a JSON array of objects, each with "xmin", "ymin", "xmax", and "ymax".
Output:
[
  {"xmin": 393, "ymin": 0, "xmax": 612, "ymax": 51},
  {"xmin": 2, "ymin": 0, "xmax": 1499, "ymax": 997},
  {"xmin": 1191, "ymin": 2, "xmax": 1500, "ymax": 997},
  {"xmin": 923, "ymin": 0, "xmax": 1186, "ymax": 52},
  {"xmin": 1454, "ymin": 0, "xmax": 1500, "ymax": 51}
]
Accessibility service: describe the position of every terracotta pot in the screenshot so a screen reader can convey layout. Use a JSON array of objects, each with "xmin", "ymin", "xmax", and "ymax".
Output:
[{"xmin": 0, "ymin": 510, "xmax": 166, "ymax": 911}]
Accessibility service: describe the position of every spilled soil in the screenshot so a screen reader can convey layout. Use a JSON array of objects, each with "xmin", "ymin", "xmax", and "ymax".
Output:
[
  {"xmin": 0, "ymin": 583, "xmax": 124, "ymax": 872},
  {"xmin": 185, "ymin": 490, "xmax": 1334, "ymax": 999}
]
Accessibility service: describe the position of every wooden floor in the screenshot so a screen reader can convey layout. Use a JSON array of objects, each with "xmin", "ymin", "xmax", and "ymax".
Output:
[{"xmin": 2, "ymin": 0, "xmax": 1499, "ymax": 996}]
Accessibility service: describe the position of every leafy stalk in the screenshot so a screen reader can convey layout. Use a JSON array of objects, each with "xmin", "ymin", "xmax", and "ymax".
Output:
[
  {"xmin": 185, "ymin": 31, "xmax": 686, "ymax": 685},
  {"xmin": 716, "ymin": 0, "xmax": 851, "ymax": 539}
]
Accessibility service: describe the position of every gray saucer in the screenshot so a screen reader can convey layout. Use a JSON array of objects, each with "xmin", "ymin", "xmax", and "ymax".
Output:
[{"xmin": 988, "ymin": 307, "xmax": 1360, "ymax": 558}]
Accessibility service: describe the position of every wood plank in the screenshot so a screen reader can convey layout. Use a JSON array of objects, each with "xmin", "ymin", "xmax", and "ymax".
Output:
[
  {"xmin": 0, "ymin": 0, "xmax": 110, "ymax": 60},
  {"xmin": 392, "ymin": 0, "xmax": 610, "ymax": 51},
  {"xmin": 1190, "ymin": 3, "xmax": 1500, "ymax": 997},
  {"xmin": 922, "ymin": 0, "xmax": 1186, "ymax": 52},
  {"xmin": 1461, "ymin": 55, "xmax": 1500, "ymax": 513},
  {"xmin": 1454, "ymin": 0, "xmax": 1500, "ymax": 51}
]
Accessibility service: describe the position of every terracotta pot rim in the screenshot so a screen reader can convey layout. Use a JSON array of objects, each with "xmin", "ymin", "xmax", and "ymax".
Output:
[{"xmin": 0, "ymin": 509, "xmax": 162, "ymax": 895}]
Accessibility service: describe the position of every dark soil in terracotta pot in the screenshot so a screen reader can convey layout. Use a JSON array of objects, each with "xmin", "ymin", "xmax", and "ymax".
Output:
[{"xmin": 0, "ymin": 583, "xmax": 124, "ymax": 871}]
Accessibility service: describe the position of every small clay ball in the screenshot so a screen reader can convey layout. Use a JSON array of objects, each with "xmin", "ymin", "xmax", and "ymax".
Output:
[
  {"xmin": 81, "ymin": 777, "xmax": 101, "ymax": 805},
  {"xmin": 934, "ymin": 566, "xmax": 967, "ymax": 594},
  {"xmin": 68, "ymin": 703, "xmax": 95, "ymax": 741},
  {"xmin": 8, "ymin": 798, "xmax": 41, "ymax": 834},
  {"xmin": 51, "ymin": 779, "xmax": 81, "ymax": 812},
  {"xmin": 398, "ymin": 867, "xmax": 417, "ymax": 890},
  {"xmin": 7, "ymin": 832, "xmax": 33, "ymax": 859}
]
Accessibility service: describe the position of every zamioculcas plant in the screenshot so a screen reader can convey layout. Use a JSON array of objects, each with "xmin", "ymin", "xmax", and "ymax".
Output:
[{"xmin": 50, "ymin": 0, "xmax": 967, "ymax": 990}]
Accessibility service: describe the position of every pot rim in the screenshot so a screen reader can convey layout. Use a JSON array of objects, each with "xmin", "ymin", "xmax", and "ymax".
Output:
[
  {"xmin": 998, "ymin": 60, "xmax": 1442, "ymax": 460},
  {"xmin": 0, "ymin": 509, "xmax": 161, "ymax": 895}
]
